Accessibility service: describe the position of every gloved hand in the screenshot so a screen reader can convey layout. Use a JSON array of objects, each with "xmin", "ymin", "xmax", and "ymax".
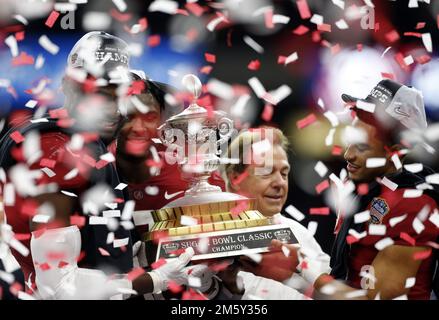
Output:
[
  {"xmin": 148, "ymin": 247, "xmax": 194, "ymax": 293},
  {"xmin": 296, "ymin": 246, "xmax": 331, "ymax": 287}
]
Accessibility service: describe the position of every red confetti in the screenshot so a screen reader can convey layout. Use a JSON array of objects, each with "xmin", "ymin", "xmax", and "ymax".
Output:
[
  {"xmin": 297, "ymin": 0, "xmax": 311, "ymax": 19},
  {"xmin": 110, "ymin": 8, "xmax": 132, "ymax": 22},
  {"xmin": 400, "ymin": 232, "xmax": 416, "ymax": 246},
  {"xmin": 331, "ymin": 43, "xmax": 341, "ymax": 55},
  {"xmin": 167, "ymin": 280, "xmax": 183, "ymax": 294},
  {"xmin": 46, "ymin": 251, "xmax": 66, "ymax": 261},
  {"xmin": 293, "ymin": 25, "xmax": 309, "ymax": 36},
  {"xmin": 45, "ymin": 10, "xmax": 60, "ymax": 28},
  {"xmin": 403, "ymin": 32, "xmax": 422, "ymax": 38},
  {"xmin": 210, "ymin": 261, "xmax": 231, "ymax": 272},
  {"xmin": 394, "ymin": 53, "xmax": 409, "ymax": 71},
  {"xmin": 185, "ymin": 2, "xmax": 204, "ymax": 16},
  {"xmin": 39, "ymin": 262, "xmax": 51, "ymax": 271},
  {"xmin": 176, "ymin": 9, "xmax": 189, "ymax": 16},
  {"xmin": 10, "ymin": 131, "xmax": 25, "ymax": 143},
  {"xmin": 318, "ymin": 23, "xmax": 331, "ymax": 33},
  {"xmin": 98, "ymin": 247, "xmax": 110, "ymax": 257},
  {"xmin": 95, "ymin": 159, "xmax": 109, "ymax": 170},
  {"xmin": 296, "ymin": 113, "xmax": 317, "ymax": 129},
  {"xmin": 231, "ymin": 171, "xmax": 249, "ymax": 186},
  {"xmin": 381, "ymin": 72, "xmax": 395, "ymax": 80},
  {"xmin": 147, "ymin": 35, "xmax": 161, "ymax": 47},
  {"xmin": 127, "ymin": 267, "xmax": 145, "ymax": 281},
  {"xmin": 204, "ymin": 53, "xmax": 216, "ymax": 63},
  {"xmin": 82, "ymin": 154, "xmax": 97, "ymax": 167},
  {"xmin": 15, "ymin": 31, "xmax": 25, "ymax": 41},
  {"xmin": 9, "ymin": 282, "xmax": 22, "ymax": 296},
  {"xmin": 32, "ymin": 228, "xmax": 46, "ymax": 239},
  {"xmin": 49, "ymin": 108, "xmax": 69, "ymax": 119},
  {"xmin": 346, "ymin": 235, "xmax": 360, "ymax": 245},
  {"xmin": 21, "ymin": 200, "xmax": 38, "ymax": 217},
  {"xmin": 315, "ymin": 179, "xmax": 330, "ymax": 194},
  {"xmin": 70, "ymin": 215, "xmax": 86, "ymax": 228},
  {"xmin": 413, "ymin": 249, "xmax": 432, "ymax": 261},
  {"xmin": 264, "ymin": 9, "xmax": 274, "ymax": 29},
  {"xmin": 77, "ymin": 251, "xmax": 86, "ymax": 263},
  {"xmin": 200, "ymin": 65, "xmax": 213, "ymax": 75},
  {"xmin": 182, "ymin": 288, "xmax": 207, "ymax": 300},
  {"xmin": 39, "ymin": 158, "xmax": 56, "ymax": 169},
  {"xmin": 261, "ymin": 104, "xmax": 274, "ymax": 122},
  {"xmin": 416, "ymin": 55, "xmax": 431, "ymax": 65},
  {"xmin": 277, "ymin": 56, "xmax": 287, "ymax": 64},
  {"xmin": 14, "ymin": 233, "xmax": 31, "ymax": 241},
  {"xmin": 151, "ymin": 258, "xmax": 167, "ymax": 270},
  {"xmin": 247, "ymin": 59, "xmax": 261, "ymax": 71},
  {"xmin": 309, "ymin": 207, "xmax": 330, "ymax": 215},
  {"xmin": 58, "ymin": 261, "xmax": 69, "ymax": 268},
  {"xmin": 415, "ymin": 22, "xmax": 426, "ymax": 29},
  {"xmin": 332, "ymin": 145, "xmax": 343, "ymax": 156},
  {"xmin": 357, "ymin": 183, "xmax": 369, "ymax": 195},
  {"xmin": 385, "ymin": 30, "xmax": 400, "ymax": 43}
]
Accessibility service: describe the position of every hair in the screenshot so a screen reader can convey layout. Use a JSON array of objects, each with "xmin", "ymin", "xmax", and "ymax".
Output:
[
  {"xmin": 222, "ymin": 126, "xmax": 290, "ymax": 190},
  {"xmin": 129, "ymin": 72, "xmax": 166, "ymax": 113}
]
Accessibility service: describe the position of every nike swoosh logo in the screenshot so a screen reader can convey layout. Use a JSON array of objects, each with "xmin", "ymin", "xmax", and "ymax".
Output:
[
  {"xmin": 394, "ymin": 107, "xmax": 410, "ymax": 117},
  {"xmin": 164, "ymin": 190, "xmax": 184, "ymax": 200}
]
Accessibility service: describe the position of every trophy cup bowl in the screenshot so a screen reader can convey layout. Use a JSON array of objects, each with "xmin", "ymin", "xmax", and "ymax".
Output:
[{"xmin": 147, "ymin": 74, "xmax": 298, "ymax": 261}]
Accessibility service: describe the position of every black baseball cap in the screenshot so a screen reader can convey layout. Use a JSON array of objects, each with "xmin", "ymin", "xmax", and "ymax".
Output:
[
  {"xmin": 66, "ymin": 31, "xmax": 132, "ymax": 85},
  {"xmin": 342, "ymin": 79, "xmax": 427, "ymax": 131}
]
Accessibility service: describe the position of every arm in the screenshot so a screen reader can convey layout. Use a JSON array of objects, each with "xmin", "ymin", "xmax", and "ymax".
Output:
[{"xmin": 313, "ymin": 245, "xmax": 426, "ymax": 300}]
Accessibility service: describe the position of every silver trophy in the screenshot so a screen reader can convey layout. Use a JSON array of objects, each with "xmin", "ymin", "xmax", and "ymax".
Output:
[{"xmin": 149, "ymin": 74, "xmax": 297, "ymax": 261}]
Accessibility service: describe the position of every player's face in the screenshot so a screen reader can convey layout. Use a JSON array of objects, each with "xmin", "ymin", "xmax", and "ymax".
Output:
[
  {"xmin": 236, "ymin": 145, "xmax": 290, "ymax": 217},
  {"xmin": 118, "ymin": 93, "xmax": 161, "ymax": 157},
  {"xmin": 344, "ymin": 118, "xmax": 393, "ymax": 183}
]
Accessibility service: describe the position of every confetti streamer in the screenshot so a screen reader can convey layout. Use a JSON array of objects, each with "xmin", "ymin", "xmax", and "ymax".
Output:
[
  {"xmin": 285, "ymin": 205, "xmax": 305, "ymax": 222},
  {"xmin": 243, "ymin": 36, "xmax": 264, "ymax": 54},
  {"xmin": 38, "ymin": 35, "xmax": 59, "ymax": 55}
]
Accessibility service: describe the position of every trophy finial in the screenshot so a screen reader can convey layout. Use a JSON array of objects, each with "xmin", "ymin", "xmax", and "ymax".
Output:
[{"xmin": 182, "ymin": 74, "xmax": 202, "ymax": 101}]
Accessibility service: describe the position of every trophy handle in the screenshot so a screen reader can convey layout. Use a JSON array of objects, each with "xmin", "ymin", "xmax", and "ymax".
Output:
[
  {"xmin": 157, "ymin": 123, "xmax": 174, "ymax": 147},
  {"xmin": 217, "ymin": 117, "xmax": 234, "ymax": 147}
]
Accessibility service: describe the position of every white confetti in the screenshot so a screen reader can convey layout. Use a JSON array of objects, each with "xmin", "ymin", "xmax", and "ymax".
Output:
[
  {"xmin": 13, "ymin": 15, "xmax": 28, "ymax": 25},
  {"xmin": 314, "ymin": 161, "xmax": 328, "ymax": 178},
  {"xmin": 354, "ymin": 210, "xmax": 370, "ymax": 224},
  {"xmin": 324, "ymin": 111, "xmax": 339, "ymax": 127},
  {"xmin": 197, "ymin": 236, "xmax": 209, "ymax": 254},
  {"xmin": 404, "ymin": 163, "xmax": 423, "ymax": 173},
  {"xmin": 332, "ymin": 0, "xmax": 345, "ymax": 9},
  {"xmin": 405, "ymin": 277, "xmax": 416, "ymax": 288},
  {"xmin": 113, "ymin": 237, "xmax": 129, "ymax": 248},
  {"xmin": 366, "ymin": 158, "xmax": 386, "ymax": 168},
  {"xmin": 310, "ymin": 14, "xmax": 323, "ymax": 25},
  {"xmin": 121, "ymin": 221, "xmax": 134, "ymax": 230},
  {"xmin": 368, "ymin": 224, "xmax": 386, "ymax": 236},
  {"xmin": 245, "ymin": 252, "xmax": 262, "ymax": 264},
  {"xmin": 408, "ymin": 0, "xmax": 419, "ymax": 8},
  {"xmin": 207, "ymin": 15, "xmax": 227, "ymax": 32},
  {"xmin": 356, "ymin": 100, "xmax": 376, "ymax": 113},
  {"xmin": 149, "ymin": 0, "xmax": 178, "ymax": 14},
  {"xmin": 429, "ymin": 210, "xmax": 439, "ymax": 228},
  {"xmin": 63, "ymin": 168, "xmax": 79, "ymax": 180},
  {"xmin": 115, "ymin": 183, "xmax": 127, "ymax": 191},
  {"xmin": 181, "ymin": 215, "xmax": 198, "ymax": 226},
  {"xmin": 335, "ymin": 19, "xmax": 349, "ymax": 30},
  {"xmin": 32, "ymin": 214, "xmax": 51, "ymax": 224},
  {"xmin": 18, "ymin": 291, "xmax": 36, "ymax": 300},
  {"xmin": 5, "ymin": 35, "xmax": 18, "ymax": 57},
  {"xmin": 107, "ymin": 232, "xmax": 115, "ymax": 244},
  {"xmin": 207, "ymin": 78, "xmax": 234, "ymax": 100},
  {"xmin": 281, "ymin": 245, "xmax": 290, "ymax": 257},
  {"xmin": 25, "ymin": 100, "xmax": 38, "ymax": 109},
  {"xmin": 100, "ymin": 152, "xmax": 116, "ymax": 163},
  {"xmin": 348, "ymin": 229, "xmax": 367, "ymax": 240},
  {"xmin": 381, "ymin": 177, "xmax": 398, "ymax": 191},
  {"xmin": 424, "ymin": 124, "xmax": 439, "ymax": 141},
  {"xmin": 38, "ymin": 35, "xmax": 59, "ymax": 55},
  {"xmin": 403, "ymin": 189, "xmax": 423, "ymax": 198},
  {"xmin": 364, "ymin": 0, "xmax": 375, "ymax": 7},
  {"xmin": 317, "ymin": 98, "xmax": 325, "ymax": 109},
  {"xmin": 272, "ymin": 15, "xmax": 290, "ymax": 24},
  {"xmin": 345, "ymin": 290, "xmax": 367, "ymax": 299},
  {"xmin": 89, "ymin": 216, "xmax": 108, "ymax": 225},
  {"xmin": 307, "ymin": 221, "xmax": 318, "ymax": 236},
  {"xmin": 112, "ymin": 0, "xmax": 127, "ymax": 12},
  {"xmin": 403, "ymin": 55, "xmax": 414, "ymax": 66},
  {"xmin": 325, "ymin": 128, "xmax": 336, "ymax": 146},
  {"xmin": 426, "ymin": 174, "xmax": 439, "ymax": 185},
  {"xmin": 412, "ymin": 218, "xmax": 425, "ymax": 234},
  {"xmin": 83, "ymin": 11, "xmax": 112, "ymax": 31},
  {"xmin": 381, "ymin": 46, "xmax": 392, "ymax": 58},
  {"xmin": 145, "ymin": 186, "xmax": 159, "ymax": 196},
  {"xmin": 391, "ymin": 154, "xmax": 402, "ymax": 170},
  {"xmin": 284, "ymin": 52, "xmax": 298, "ymax": 66},
  {"xmin": 3, "ymin": 183, "xmax": 15, "ymax": 206},
  {"xmin": 243, "ymin": 36, "xmax": 264, "ymax": 54},
  {"xmin": 8, "ymin": 238, "xmax": 29, "ymax": 257},
  {"xmin": 389, "ymin": 214, "xmax": 407, "ymax": 227},
  {"xmin": 375, "ymin": 237, "xmax": 394, "ymax": 251},
  {"xmin": 61, "ymin": 190, "xmax": 78, "ymax": 197},
  {"xmin": 121, "ymin": 200, "xmax": 135, "ymax": 221},
  {"xmin": 54, "ymin": 3, "xmax": 77, "ymax": 11},
  {"xmin": 269, "ymin": 85, "xmax": 292, "ymax": 104},
  {"xmin": 421, "ymin": 33, "xmax": 433, "ymax": 53},
  {"xmin": 285, "ymin": 205, "xmax": 305, "ymax": 222},
  {"xmin": 103, "ymin": 210, "xmax": 121, "ymax": 218},
  {"xmin": 41, "ymin": 167, "xmax": 56, "ymax": 178},
  {"xmin": 188, "ymin": 275, "xmax": 202, "ymax": 288},
  {"xmin": 248, "ymin": 77, "xmax": 266, "ymax": 98}
]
